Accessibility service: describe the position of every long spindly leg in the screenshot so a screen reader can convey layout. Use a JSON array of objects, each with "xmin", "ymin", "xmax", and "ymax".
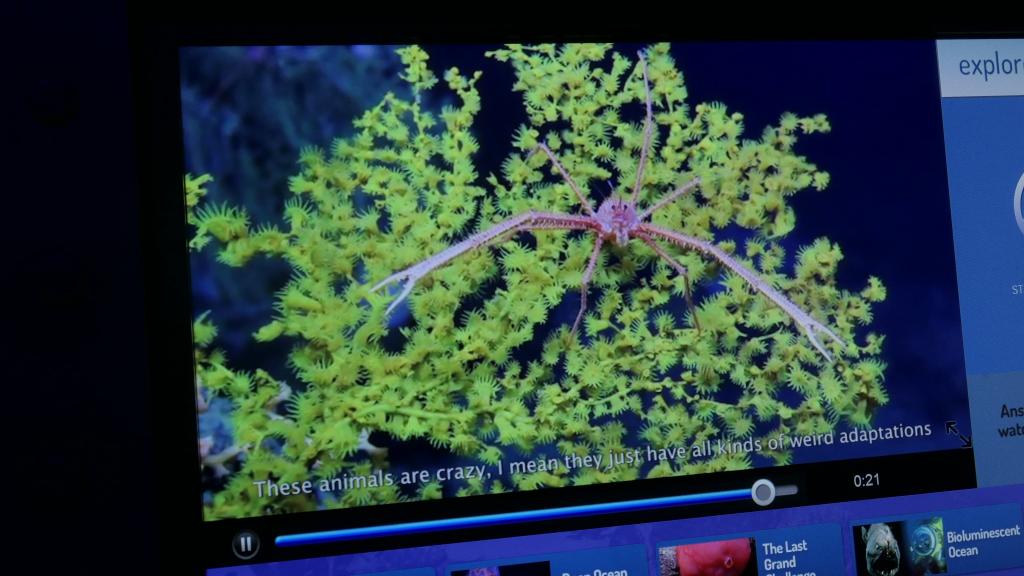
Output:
[
  {"xmin": 629, "ymin": 51, "xmax": 655, "ymax": 205},
  {"xmin": 638, "ymin": 177, "xmax": 701, "ymax": 221},
  {"xmin": 640, "ymin": 223, "xmax": 845, "ymax": 361},
  {"xmin": 372, "ymin": 211, "xmax": 598, "ymax": 316},
  {"xmin": 636, "ymin": 233, "xmax": 700, "ymax": 330},
  {"xmin": 572, "ymin": 235, "xmax": 604, "ymax": 335},
  {"xmin": 529, "ymin": 143, "xmax": 597, "ymax": 216}
]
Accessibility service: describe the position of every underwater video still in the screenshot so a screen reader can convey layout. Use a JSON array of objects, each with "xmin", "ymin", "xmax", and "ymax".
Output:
[{"xmin": 181, "ymin": 42, "xmax": 974, "ymax": 522}]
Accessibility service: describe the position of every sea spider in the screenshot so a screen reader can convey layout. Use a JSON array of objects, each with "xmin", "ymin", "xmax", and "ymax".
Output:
[{"xmin": 373, "ymin": 51, "xmax": 844, "ymax": 361}]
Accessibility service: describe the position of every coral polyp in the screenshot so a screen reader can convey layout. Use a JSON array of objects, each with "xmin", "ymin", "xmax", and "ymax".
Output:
[{"xmin": 188, "ymin": 43, "xmax": 888, "ymax": 520}]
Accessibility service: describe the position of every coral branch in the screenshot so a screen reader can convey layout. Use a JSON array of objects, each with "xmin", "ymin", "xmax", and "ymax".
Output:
[
  {"xmin": 195, "ymin": 377, "xmax": 209, "ymax": 413},
  {"xmin": 199, "ymin": 436, "xmax": 246, "ymax": 477},
  {"xmin": 640, "ymin": 223, "xmax": 845, "ymax": 361},
  {"xmin": 264, "ymin": 381, "xmax": 292, "ymax": 420},
  {"xmin": 373, "ymin": 211, "xmax": 598, "ymax": 316}
]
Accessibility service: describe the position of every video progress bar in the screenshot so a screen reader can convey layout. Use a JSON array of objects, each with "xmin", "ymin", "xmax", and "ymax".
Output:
[{"xmin": 276, "ymin": 487, "xmax": 753, "ymax": 547}]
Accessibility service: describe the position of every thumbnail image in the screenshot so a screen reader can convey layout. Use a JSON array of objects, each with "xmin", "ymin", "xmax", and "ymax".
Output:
[
  {"xmin": 452, "ymin": 561, "xmax": 551, "ymax": 576},
  {"xmin": 853, "ymin": 518, "xmax": 947, "ymax": 576},
  {"xmin": 658, "ymin": 538, "xmax": 757, "ymax": 576},
  {"xmin": 184, "ymin": 42, "xmax": 971, "ymax": 520}
]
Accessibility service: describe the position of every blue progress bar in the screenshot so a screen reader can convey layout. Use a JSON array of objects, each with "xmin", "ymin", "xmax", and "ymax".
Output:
[{"xmin": 276, "ymin": 487, "xmax": 751, "ymax": 547}]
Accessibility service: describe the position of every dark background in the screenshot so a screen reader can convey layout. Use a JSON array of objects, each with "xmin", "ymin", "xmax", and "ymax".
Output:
[
  {"xmin": 5, "ymin": 2, "xmax": 1016, "ymax": 573},
  {"xmin": 7, "ymin": 1, "xmax": 155, "ymax": 574}
]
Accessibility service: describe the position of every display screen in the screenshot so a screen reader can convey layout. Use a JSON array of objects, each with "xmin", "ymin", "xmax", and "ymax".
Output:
[{"xmin": 178, "ymin": 39, "xmax": 1024, "ymax": 573}]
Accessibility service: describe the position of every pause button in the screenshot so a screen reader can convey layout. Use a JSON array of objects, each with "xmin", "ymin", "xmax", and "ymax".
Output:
[{"xmin": 232, "ymin": 531, "xmax": 260, "ymax": 560}]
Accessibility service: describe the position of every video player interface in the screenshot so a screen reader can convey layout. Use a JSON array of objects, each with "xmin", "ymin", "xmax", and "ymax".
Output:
[{"xmin": 178, "ymin": 39, "xmax": 1024, "ymax": 574}]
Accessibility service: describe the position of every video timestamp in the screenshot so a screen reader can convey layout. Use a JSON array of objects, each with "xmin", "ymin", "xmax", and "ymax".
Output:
[{"xmin": 853, "ymin": 473, "xmax": 881, "ymax": 488}]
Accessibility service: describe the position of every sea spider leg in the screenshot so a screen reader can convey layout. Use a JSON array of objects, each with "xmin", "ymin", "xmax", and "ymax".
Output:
[
  {"xmin": 638, "ymin": 177, "xmax": 701, "ymax": 221},
  {"xmin": 372, "ymin": 211, "xmax": 597, "ymax": 316},
  {"xmin": 630, "ymin": 51, "xmax": 655, "ymax": 205},
  {"xmin": 529, "ymin": 143, "xmax": 597, "ymax": 216},
  {"xmin": 640, "ymin": 223, "xmax": 846, "ymax": 361},
  {"xmin": 572, "ymin": 235, "xmax": 604, "ymax": 335},
  {"xmin": 635, "ymin": 232, "xmax": 701, "ymax": 331}
]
